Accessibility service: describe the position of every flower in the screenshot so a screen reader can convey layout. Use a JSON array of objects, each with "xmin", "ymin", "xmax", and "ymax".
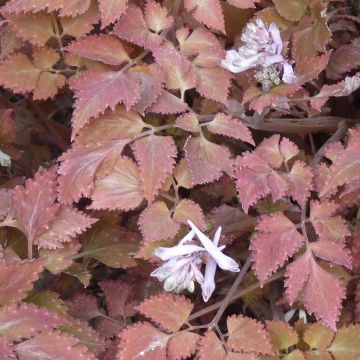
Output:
[
  {"xmin": 151, "ymin": 221, "xmax": 240, "ymax": 302},
  {"xmin": 221, "ymin": 18, "xmax": 296, "ymax": 85}
]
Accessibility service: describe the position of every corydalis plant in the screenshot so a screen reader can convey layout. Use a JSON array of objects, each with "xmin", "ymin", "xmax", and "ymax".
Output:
[
  {"xmin": 151, "ymin": 220, "xmax": 240, "ymax": 302},
  {"xmin": 221, "ymin": 18, "xmax": 296, "ymax": 89}
]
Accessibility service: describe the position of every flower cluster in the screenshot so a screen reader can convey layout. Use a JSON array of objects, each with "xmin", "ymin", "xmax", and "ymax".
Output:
[
  {"xmin": 221, "ymin": 18, "xmax": 296, "ymax": 87},
  {"xmin": 151, "ymin": 220, "xmax": 240, "ymax": 302}
]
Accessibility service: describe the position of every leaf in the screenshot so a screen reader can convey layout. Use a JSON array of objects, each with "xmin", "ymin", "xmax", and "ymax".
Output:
[
  {"xmin": 65, "ymin": 34, "xmax": 130, "ymax": 66},
  {"xmin": 197, "ymin": 331, "xmax": 226, "ymax": 360},
  {"xmin": 131, "ymin": 64, "xmax": 165, "ymax": 114},
  {"xmin": 174, "ymin": 159, "xmax": 193, "ymax": 189},
  {"xmin": 233, "ymin": 152, "xmax": 288, "ymax": 213},
  {"xmin": 175, "ymin": 112, "xmax": 201, "ymax": 132},
  {"xmin": 285, "ymin": 161, "xmax": 313, "ymax": 208},
  {"xmin": 60, "ymin": 0, "xmax": 99, "ymax": 38},
  {"xmin": 173, "ymin": 199, "xmax": 206, "ymax": 230},
  {"xmin": 12, "ymin": 167, "xmax": 59, "ymax": 243},
  {"xmin": 40, "ymin": 241, "xmax": 81, "ymax": 274},
  {"xmin": 57, "ymin": 140, "xmax": 128, "ymax": 204},
  {"xmin": 285, "ymin": 251, "xmax": 346, "ymax": 330},
  {"xmin": 74, "ymin": 106, "xmax": 147, "ymax": 146},
  {"xmin": 184, "ymin": 0, "xmax": 225, "ymax": 33},
  {"xmin": 0, "ymin": 339, "xmax": 15, "ymax": 359},
  {"xmin": 61, "ymin": 318, "xmax": 108, "ymax": 355},
  {"xmin": 318, "ymin": 128, "xmax": 360, "ymax": 199},
  {"xmin": 0, "ymin": 189, "xmax": 12, "ymax": 220},
  {"xmin": 251, "ymin": 213, "xmax": 305, "ymax": 285},
  {"xmin": 15, "ymin": 330, "xmax": 96, "ymax": 360},
  {"xmin": 65, "ymin": 294, "xmax": 102, "ymax": 321},
  {"xmin": 64, "ymin": 263, "xmax": 92, "ymax": 287},
  {"xmin": 326, "ymin": 45, "xmax": 360, "ymax": 80},
  {"xmin": 70, "ymin": 70, "xmax": 141, "ymax": 137},
  {"xmin": 310, "ymin": 200, "xmax": 351, "ymax": 243},
  {"xmin": 144, "ymin": 0, "xmax": 174, "ymax": 33},
  {"xmin": 273, "ymin": 0, "xmax": 307, "ymax": 22},
  {"xmin": 99, "ymin": 280, "xmax": 136, "ymax": 319},
  {"xmin": 0, "ymin": 303, "xmax": 67, "ymax": 341},
  {"xmin": 309, "ymin": 240, "xmax": 352, "ymax": 269},
  {"xmin": 167, "ymin": 332, "xmax": 200, "ymax": 360},
  {"xmin": 295, "ymin": 52, "xmax": 332, "ymax": 84},
  {"xmin": 178, "ymin": 27, "xmax": 222, "ymax": 57},
  {"xmin": 1, "ymin": 0, "xmax": 91, "ymax": 17},
  {"xmin": 112, "ymin": 4, "xmax": 163, "ymax": 50},
  {"xmin": 118, "ymin": 322, "xmax": 170, "ymax": 360},
  {"xmin": 4, "ymin": 12, "xmax": 54, "ymax": 46},
  {"xmin": 98, "ymin": 0, "xmax": 128, "ymax": 28},
  {"xmin": 0, "ymin": 53, "xmax": 40, "ymax": 94},
  {"xmin": 207, "ymin": 113, "xmax": 254, "ymax": 145},
  {"xmin": 328, "ymin": 324, "xmax": 360, "ymax": 360},
  {"xmin": 303, "ymin": 323, "xmax": 334, "ymax": 350},
  {"xmin": 227, "ymin": 0, "xmax": 260, "ymax": 8},
  {"xmin": 0, "ymin": 259, "xmax": 45, "ymax": 305},
  {"xmin": 131, "ymin": 134, "xmax": 177, "ymax": 202},
  {"xmin": 147, "ymin": 90, "xmax": 188, "ymax": 114},
  {"xmin": 26, "ymin": 290, "xmax": 68, "ymax": 316},
  {"xmin": 153, "ymin": 48, "xmax": 198, "ymax": 98},
  {"xmin": 184, "ymin": 134, "xmax": 232, "ymax": 185},
  {"xmin": 292, "ymin": 6, "xmax": 331, "ymax": 61},
  {"xmin": 91, "ymin": 156, "xmax": 144, "ymax": 211},
  {"xmin": 78, "ymin": 222, "xmax": 138, "ymax": 268},
  {"xmin": 227, "ymin": 315, "xmax": 273, "ymax": 354},
  {"xmin": 266, "ymin": 321, "xmax": 299, "ymax": 352},
  {"xmin": 193, "ymin": 67, "xmax": 232, "ymax": 104},
  {"xmin": 138, "ymin": 201, "xmax": 180, "ymax": 242},
  {"xmin": 35, "ymin": 207, "xmax": 96, "ymax": 249},
  {"xmin": 135, "ymin": 294, "xmax": 193, "ymax": 333}
]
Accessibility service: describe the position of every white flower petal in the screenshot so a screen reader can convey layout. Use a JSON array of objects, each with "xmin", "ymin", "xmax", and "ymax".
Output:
[
  {"xmin": 282, "ymin": 61, "xmax": 297, "ymax": 84},
  {"xmin": 187, "ymin": 221, "xmax": 240, "ymax": 272},
  {"xmin": 153, "ymin": 244, "xmax": 205, "ymax": 261}
]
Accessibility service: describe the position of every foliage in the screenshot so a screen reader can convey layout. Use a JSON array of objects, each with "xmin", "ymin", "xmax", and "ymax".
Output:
[{"xmin": 0, "ymin": 0, "xmax": 360, "ymax": 358}]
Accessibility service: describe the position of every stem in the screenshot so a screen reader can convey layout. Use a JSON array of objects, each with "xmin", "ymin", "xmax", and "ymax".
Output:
[
  {"xmin": 188, "ymin": 270, "xmax": 285, "ymax": 321},
  {"xmin": 311, "ymin": 120, "xmax": 348, "ymax": 169},
  {"xmin": 208, "ymin": 255, "xmax": 253, "ymax": 329}
]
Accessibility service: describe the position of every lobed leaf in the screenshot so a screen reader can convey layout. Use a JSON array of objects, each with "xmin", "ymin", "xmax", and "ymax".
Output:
[
  {"xmin": 326, "ymin": 45, "xmax": 360, "ymax": 80},
  {"xmin": 57, "ymin": 140, "xmax": 128, "ymax": 204},
  {"xmin": 98, "ymin": 0, "xmax": 128, "ymax": 29},
  {"xmin": 100, "ymin": 280, "xmax": 136, "ymax": 319},
  {"xmin": 303, "ymin": 323, "xmax": 334, "ymax": 350},
  {"xmin": 197, "ymin": 331, "xmax": 226, "ymax": 360},
  {"xmin": 266, "ymin": 320, "xmax": 299, "ymax": 352},
  {"xmin": 65, "ymin": 294, "xmax": 102, "ymax": 321},
  {"xmin": 0, "ymin": 259, "xmax": 45, "ymax": 305},
  {"xmin": 273, "ymin": 0, "xmax": 307, "ymax": 22},
  {"xmin": 295, "ymin": 52, "xmax": 332, "ymax": 84},
  {"xmin": 175, "ymin": 112, "xmax": 201, "ymax": 132},
  {"xmin": 79, "ymin": 223, "xmax": 138, "ymax": 268},
  {"xmin": 118, "ymin": 322, "xmax": 170, "ymax": 360},
  {"xmin": 250, "ymin": 213, "xmax": 305, "ymax": 285},
  {"xmin": 15, "ymin": 330, "xmax": 96, "ymax": 360},
  {"xmin": 184, "ymin": 0, "xmax": 225, "ymax": 34},
  {"xmin": 173, "ymin": 199, "xmax": 206, "ymax": 230},
  {"xmin": 153, "ymin": 47, "xmax": 198, "ymax": 98},
  {"xmin": 148, "ymin": 91, "xmax": 188, "ymax": 114},
  {"xmin": 35, "ymin": 207, "xmax": 97, "ymax": 249},
  {"xmin": 65, "ymin": 34, "xmax": 130, "ymax": 66},
  {"xmin": 135, "ymin": 293, "xmax": 193, "ymax": 332},
  {"xmin": 112, "ymin": 4, "xmax": 163, "ymax": 50},
  {"xmin": 74, "ymin": 106, "xmax": 147, "ymax": 146},
  {"xmin": 207, "ymin": 113, "xmax": 254, "ymax": 145},
  {"xmin": 328, "ymin": 325, "xmax": 360, "ymax": 360},
  {"xmin": 70, "ymin": 70, "xmax": 141, "ymax": 138},
  {"xmin": 91, "ymin": 156, "xmax": 144, "ymax": 211},
  {"xmin": 227, "ymin": 315, "xmax": 273, "ymax": 354},
  {"xmin": 12, "ymin": 167, "xmax": 59, "ymax": 243},
  {"xmin": 167, "ymin": 332, "xmax": 200, "ymax": 360},
  {"xmin": 185, "ymin": 134, "xmax": 232, "ymax": 185},
  {"xmin": 144, "ymin": 0, "xmax": 174, "ymax": 33},
  {"xmin": 0, "ymin": 303, "xmax": 67, "ymax": 341},
  {"xmin": 131, "ymin": 134, "xmax": 177, "ymax": 202},
  {"xmin": 138, "ymin": 201, "xmax": 180, "ymax": 242}
]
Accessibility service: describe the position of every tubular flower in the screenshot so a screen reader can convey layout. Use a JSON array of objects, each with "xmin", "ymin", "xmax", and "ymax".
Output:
[
  {"xmin": 221, "ymin": 18, "xmax": 296, "ymax": 85},
  {"xmin": 151, "ymin": 221, "xmax": 240, "ymax": 302}
]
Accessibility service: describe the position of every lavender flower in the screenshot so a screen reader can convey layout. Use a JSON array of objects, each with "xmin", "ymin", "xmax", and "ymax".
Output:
[
  {"xmin": 151, "ymin": 221, "xmax": 240, "ymax": 301},
  {"xmin": 221, "ymin": 18, "xmax": 296, "ymax": 86}
]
